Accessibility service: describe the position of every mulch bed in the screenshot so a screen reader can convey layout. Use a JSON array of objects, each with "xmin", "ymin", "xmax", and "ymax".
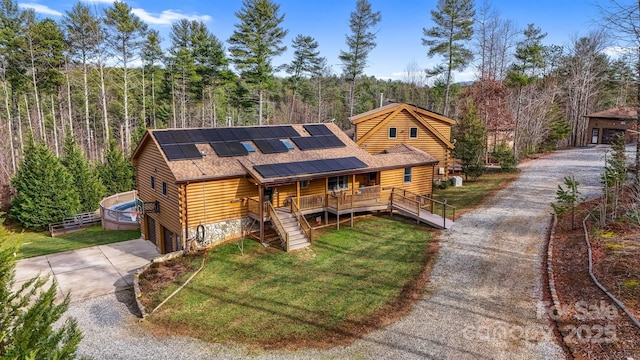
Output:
[{"xmin": 550, "ymin": 197, "xmax": 640, "ymax": 359}]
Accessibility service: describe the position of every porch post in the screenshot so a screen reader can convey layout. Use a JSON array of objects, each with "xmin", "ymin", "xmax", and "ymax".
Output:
[
  {"xmin": 259, "ymin": 185, "xmax": 264, "ymax": 243},
  {"xmin": 351, "ymin": 174, "xmax": 355, "ymax": 227},
  {"xmin": 296, "ymin": 181, "xmax": 300, "ymax": 207}
]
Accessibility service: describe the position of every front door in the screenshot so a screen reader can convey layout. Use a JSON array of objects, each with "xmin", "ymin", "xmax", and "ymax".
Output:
[
  {"xmin": 146, "ymin": 215, "xmax": 157, "ymax": 246},
  {"xmin": 263, "ymin": 187, "xmax": 273, "ymax": 203},
  {"xmin": 591, "ymin": 128, "xmax": 599, "ymax": 144}
]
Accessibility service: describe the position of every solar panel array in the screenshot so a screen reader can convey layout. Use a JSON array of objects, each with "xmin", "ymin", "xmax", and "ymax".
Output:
[
  {"xmin": 253, "ymin": 157, "xmax": 367, "ymax": 179},
  {"xmin": 152, "ymin": 124, "xmax": 346, "ymax": 161}
]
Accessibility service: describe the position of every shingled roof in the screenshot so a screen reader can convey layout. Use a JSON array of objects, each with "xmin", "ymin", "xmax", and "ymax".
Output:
[
  {"xmin": 586, "ymin": 106, "xmax": 637, "ymax": 119},
  {"xmin": 131, "ymin": 123, "xmax": 438, "ymax": 186}
]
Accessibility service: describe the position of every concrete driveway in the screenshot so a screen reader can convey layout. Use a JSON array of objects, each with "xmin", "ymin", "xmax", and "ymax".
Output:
[{"xmin": 14, "ymin": 239, "xmax": 159, "ymax": 302}]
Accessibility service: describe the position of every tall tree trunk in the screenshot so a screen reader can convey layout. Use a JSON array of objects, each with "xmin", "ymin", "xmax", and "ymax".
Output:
[
  {"xmin": 171, "ymin": 74, "xmax": 177, "ymax": 128},
  {"xmin": 99, "ymin": 61, "xmax": 109, "ymax": 146},
  {"xmin": 151, "ymin": 70, "xmax": 157, "ymax": 128},
  {"xmin": 2, "ymin": 81, "xmax": 16, "ymax": 173},
  {"xmin": 24, "ymin": 94, "xmax": 35, "ymax": 137},
  {"xmin": 259, "ymin": 89, "xmax": 263, "ymax": 125},
  {"xmin": 51, "ymin": 95, "xmax": 59, "ymax": 157},
  {"xmin": 65, "ymin": 61, "xmax": 74, "ymax": 134},
  {"xmin": 83, "ymin": 59, "xmax": 91, "ymax": 159},
  {"xmin": 141, "ymin": 65, "xmax": 146, "ymax": 128},
  {"xmin": 123, "ymin": 57, "xmax": 130, "ymax": 152},
  {"xmin": 16, "ymin": 97, "xmax": 24, "ymax": 156},
  {"xmin": 28, "ymin": 38, "xmax": 44, "ymax": 141}
]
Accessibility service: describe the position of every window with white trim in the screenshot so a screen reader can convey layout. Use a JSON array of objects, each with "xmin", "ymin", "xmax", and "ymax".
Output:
[
  {"xmin": 409, "ymin": 127, "xmax": 418, "ymax": 139},
  {"xmin": 328, "ymin": 176, "xmax": 349, "ymax": 191},
  {"xmin": 151, "ymin": 176, "xmax": 155, "ymax": 190},
  {"xmin": 404, "ymin": 168, "xmax": 412, "ymax": 183},
  {"xmin": 300, "ymin": 180, "xmax": 309, "ymax": 188},
  {"xmin": 388, "ymin": 127, "xmax": 397, "ymax": 139},
  {"xmin": 162, "ymin": 181, "xmax": 167, "ymax": 196}
]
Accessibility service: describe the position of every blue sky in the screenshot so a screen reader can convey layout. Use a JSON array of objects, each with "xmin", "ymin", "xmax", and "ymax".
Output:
[{"xmin": 18, "ymin": 0, "xmax": 604, "ymax": 82}]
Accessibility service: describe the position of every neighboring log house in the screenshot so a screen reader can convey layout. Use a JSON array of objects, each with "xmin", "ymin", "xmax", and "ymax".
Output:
[
  {"xmin": 349, "ymin": 102, "xmax": 456, "ymax": 177},
  {"xmin": 131, "ymin": 123, "xmax": 446, "ymax": 254}
]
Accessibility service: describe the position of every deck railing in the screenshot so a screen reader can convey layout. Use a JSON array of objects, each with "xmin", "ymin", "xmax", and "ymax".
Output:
[
  {"xmin": 326, "ymin": 185, "xmax": 382, "ymax": 210},
  {"xmin": 290, "ymin": 201, "xmax": 312, "ymax": 241},
  {"xmin": 267, "ymin": 201, "xmax": 289, "ymax": 251},
  {"xmin": 247, "ymin": 197, "xmax": 268, "ymax": 218},
  {"xmin": 297, "ymin": 194, "xmax": 325, "ymax": 211},
  {"xmin": 389, "ymin": 188, "xmax": 456, "ymax": 227}
]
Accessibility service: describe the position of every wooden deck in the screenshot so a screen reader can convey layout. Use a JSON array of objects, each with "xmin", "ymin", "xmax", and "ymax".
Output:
[{"xmin": 391, "ymin": 202, "xmax": 454, "ymax": 229}]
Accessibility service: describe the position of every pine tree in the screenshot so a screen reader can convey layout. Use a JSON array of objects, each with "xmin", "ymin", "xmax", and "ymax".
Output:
[
  {"xmin": 422, "ymin": 0, "xmax": 475, "ymax": 116},
  {"xmin": 228, "ymin": 0, "xmax": 288, "ymax": 125},
  {"xmin": 10, "ymin": 136, "xmax": 80, "ymax": 229},
  {"xmin": 98, "ymin": 139, "xmax": 135, "ymax": 195},
  {"xmin": 0, "ymin": 217, "xmax": 82, "ymax": 359},
  {"xmin": 339, "ymin": 0, "xmax": 381, "ymax": 117},
  {"xmin": 452, "ymin": 102, "xmax": 486, "ymax": 180},
  {"xmin": 61, "ymin": 133, "xmax": 106, "ymax": 213},
  {"xmin": 286, "ymin": 34, "xmax": 323, "ymax": 123}
]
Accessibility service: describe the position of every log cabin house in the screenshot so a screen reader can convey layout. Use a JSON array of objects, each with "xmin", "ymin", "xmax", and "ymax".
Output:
[
  {"xmin": 349, "ymin": 102, "xmax": 456, "ymax": 177},
  {"xmin": 131, "ymin": 123, "xmax": 452, "ymax": 254}
]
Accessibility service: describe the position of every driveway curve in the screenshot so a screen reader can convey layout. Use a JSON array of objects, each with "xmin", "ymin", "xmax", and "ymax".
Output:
[{"xmin": 68, "ymin": 147, "xmax": 610, "ymax": 360}]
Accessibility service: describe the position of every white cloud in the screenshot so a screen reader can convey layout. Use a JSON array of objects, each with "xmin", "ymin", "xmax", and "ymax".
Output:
[
  {"xmin": 604, "ymin": 46, "xmax": 634, "ymax": 58},
  {"xmin": 19, "ymin": 3, "xmax": 62, "ymax": 16},
  {"xmin": 82, "ymin": 0, "xmax": 115, "ymax": 3},
  {"xmin": 131, "ymin": 8, "xmax": 211, "ymax": 25}
]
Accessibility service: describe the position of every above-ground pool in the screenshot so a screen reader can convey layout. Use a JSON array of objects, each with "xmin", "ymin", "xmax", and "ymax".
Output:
[{"xmin": 100, "ymin": 191, "xmax": 141, "ymax": 231}]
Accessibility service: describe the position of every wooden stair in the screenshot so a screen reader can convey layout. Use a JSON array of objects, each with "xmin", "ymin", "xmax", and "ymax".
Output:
[{"xmin": 275, "ymin": 208, "xmax": 311, "ymax": 251}]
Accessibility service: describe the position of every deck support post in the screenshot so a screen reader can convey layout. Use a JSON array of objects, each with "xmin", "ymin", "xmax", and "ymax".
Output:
[
  {"xmin": 259, "ymin": 185, "xmax": 264, "ymax": 243},
  {"xmin": 350, "ymin": 174, "xmax": 355, "ymax": 227}
]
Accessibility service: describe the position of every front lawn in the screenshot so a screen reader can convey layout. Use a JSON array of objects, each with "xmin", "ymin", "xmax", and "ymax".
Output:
[
  {"xmin": 140, "ymin": 216, "xmax": 434, "ymax": 349},
  {"xmin": 433, "ymin": 171, "xmax": 519, "ymax": 217},
  {"xmin": 14, "ymin": 226, "xmax": 141, "ymax": 259}
]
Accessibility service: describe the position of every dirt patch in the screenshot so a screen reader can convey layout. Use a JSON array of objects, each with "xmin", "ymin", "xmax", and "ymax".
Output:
[
  {"xmin": 138, "ymin": 256, "xmax": 202, "ymax": 310},
  {"xmin": 550, "ymin": 197, "xmax": 640, "ymax": 359}
]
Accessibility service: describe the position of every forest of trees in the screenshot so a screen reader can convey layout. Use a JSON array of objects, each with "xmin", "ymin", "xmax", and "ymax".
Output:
[{"xmin": 0, "ymin": 0, "xmax": 638, "ymax": 216}]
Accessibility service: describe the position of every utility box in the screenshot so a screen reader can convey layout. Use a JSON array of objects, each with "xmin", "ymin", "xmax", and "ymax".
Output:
[{"xmin": 452, "ymin": 176, "xmax": 463, "ymax": 187}]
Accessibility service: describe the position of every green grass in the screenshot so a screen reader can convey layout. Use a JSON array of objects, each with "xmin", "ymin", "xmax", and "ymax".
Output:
[
  {"xmin": 144, "ymin": 216, "xmax": 432, "ymax": 347},
  {"xmin": 13, "ymin": 226, "xmax": 141, "ymax": 259},
  {"xmin": 432, "ymin": 171, "xmax": 520, "ymax": 218}
]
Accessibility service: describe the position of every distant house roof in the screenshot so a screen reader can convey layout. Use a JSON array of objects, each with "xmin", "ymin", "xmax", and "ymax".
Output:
[
  {"xmin": 586, "ymin": 106, "xmax": 637, "ymax": 119},
  {"xmin": 131, "ymin": 123, "xmax": 438, "ymax": 186}
]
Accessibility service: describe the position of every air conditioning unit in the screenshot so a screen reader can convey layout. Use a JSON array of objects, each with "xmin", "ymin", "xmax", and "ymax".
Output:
[{"xmin": 438, "ymin": 167, "xmax": 445, "ymax": 175}]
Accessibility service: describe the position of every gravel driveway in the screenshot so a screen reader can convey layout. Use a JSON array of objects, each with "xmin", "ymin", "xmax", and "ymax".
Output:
[{"xmin": 68, "ymin": 146, "xmax": 611, "ymax": 360}]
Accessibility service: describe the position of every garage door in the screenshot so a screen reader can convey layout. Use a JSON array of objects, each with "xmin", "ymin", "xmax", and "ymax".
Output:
[{"xmin": 601, "ymin": 128, "xmax": 625, "ymax": 144}]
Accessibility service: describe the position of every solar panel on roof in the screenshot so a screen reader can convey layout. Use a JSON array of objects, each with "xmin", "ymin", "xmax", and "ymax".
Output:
[
  {"xmin": 254, "ymin": 139, "xmax": 288, "ymax": 154},
  {"xmin": 161, "ymin": 144, "xmax": 184, "ymax": 160},
  {"xmin": 245, "ymin": 128, "xmax": 263, "ymax": 140},
  {"xmin": 216, "ymin": 128, "xmax": 237, "ymax": 141},
  {"xmin": 281, "ymin": 126, "xmax": 300, "ymax": 138},
  {"xmin": 179, "ymin": 144, "xmax": 202, "ymax": 159},
  {"xmin": 210, "ymin": 142, "xmax": 232, "ymax": 157},
  {"xmin": 253, "ymin": 156, "xmax": 367, "ymax": 178},
  {"xmin": 232, "ymin": 128, "xmax": 251, "ymax": 141},
  {"xmin": 171, "ymin": 130, "xmax": 192, "ymax": 144},
  {"xmin": 186, "ymin": 129, "xmax": 207, "ymax": 143},
  {"xmin": 227, "ymin": 141, "xmax": 249, "ymax": 156},
  {"xmin": 153, "ymin": 131, "xmax": 175, "ymax": 145},
  {"xmin": 202, "ymin": 129, "xmax": 223, "ymax": 143},
  {"xmin": 303, "ymin": 124, "xmax": 332, "ymax": 136},
  {"xmin": 258, "ymin": 127, "xmax": 276, "ymax": 139}
]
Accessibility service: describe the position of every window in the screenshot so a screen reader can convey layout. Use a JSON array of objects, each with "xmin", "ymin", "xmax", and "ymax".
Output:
[
  {"xmin": 404, "ymin": 168, "xmax": 412, "ymax": 183},
  {"xmin": 388, "ymin": 127, "xmax": 397, "ymax": 139},
  {"xmin": 367, "ymin": 172, "xmax": 377, "ymax": 185},
  {"xmin": 328, "ymin": 176, "xmax": 349, "ymax": 191},
  {"xmin": 300, "ymin": 180, "xmax": 309, "ymax": 189},
  {"xmin": 281, "ymin": 139, "xmax": 294, "ymax": 150},
  {"xmin": 409, "ymin": 127, "xmax": 418, "ymax": 139},
  {"xmin": 241, "ymin": 141, "xmax": 255, "ymax": 153},
  {"xmin": 162, "ymin": 181, "xmax": 167, "ymax": 196},
  {"xmin": 150, "ymin": 176, "xmax": 155, "ymax": 189}
]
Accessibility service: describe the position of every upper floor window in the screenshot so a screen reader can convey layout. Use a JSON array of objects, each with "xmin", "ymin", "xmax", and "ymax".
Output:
[
  {"xmin": 388, "ymin": 127, "xmax": 397, "ymax": 139},
  {"xmin": 409, "ymin": 127, "xmax": 418, "ymax": 139},
  {"xmin": 404, "ymin": 168, "xmax": 412, "ymax": 183},
  {"xmin": 150, "ymin": 176, "xmax": 155, "ymax": 190},
  {"xmin": 162, "ymin": 181, "xmax": 167, "ymax": 196}
]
